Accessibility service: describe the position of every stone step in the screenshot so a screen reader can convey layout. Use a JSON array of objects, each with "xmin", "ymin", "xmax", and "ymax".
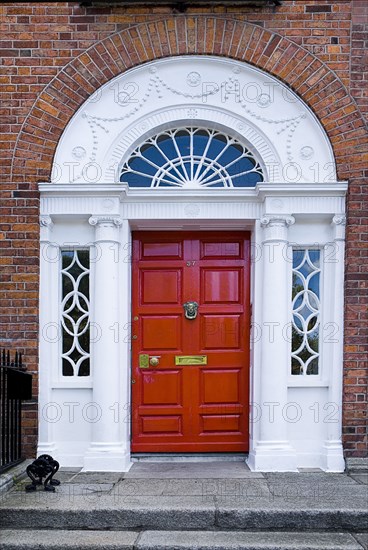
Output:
[
  {"xmin": 1, "ymin": 530, "xmax": 367, "ymax": 550},
  {"xmin": 1, "ymin": 499, "xmax": 367, "ymax": 532}
]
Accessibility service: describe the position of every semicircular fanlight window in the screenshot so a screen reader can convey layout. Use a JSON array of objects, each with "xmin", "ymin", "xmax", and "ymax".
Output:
[{"xmin": 120, "ymin": 127, "xmax": 264, "ymax": 188}]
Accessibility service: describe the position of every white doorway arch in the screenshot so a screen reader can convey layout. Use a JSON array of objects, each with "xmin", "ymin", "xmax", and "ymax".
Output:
[{"xmin": 39, "ymin": 56, "xmax": 347, "ymax": 472}]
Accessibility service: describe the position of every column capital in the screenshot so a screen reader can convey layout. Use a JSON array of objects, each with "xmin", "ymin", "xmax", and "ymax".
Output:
[
  {"xmin": 261, "ymin": 214, "xmax": 295, "ymax": 243},
  {"xmin": 40, "ymin": 215, "xmax": 54, "ymax": 243},
  {"xmin": 332, "ymin": 214, "xmax": 346, "ymax": 226},
  {"xmin": 40, "ymin": 214, "xmax": 53, "ymax": 228},
  {"xmin": 332, "ymin": 214, "xmax": 346, "ymax": 241},
  {"xmin": 89, "ymin": 215, "xmax": 122, "ymax": 227},
  {"xmin": 260, "ymin": 214, "xmax": 295, "ymax": 229}
]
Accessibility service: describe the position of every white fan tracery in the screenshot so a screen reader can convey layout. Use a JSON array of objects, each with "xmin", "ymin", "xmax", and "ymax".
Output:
[{"xmin": 120, "ymin": 127, "xmax": 264, "ymax": 188}]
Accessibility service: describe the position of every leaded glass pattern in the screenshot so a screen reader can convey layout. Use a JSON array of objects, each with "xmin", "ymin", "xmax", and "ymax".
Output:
[
  {"xmin": 291, "ymin": 249, "xmax": 321, "ymax": 375},
  {"xmin": 120, "ymin": 127, "xmax": 264, "ymax": 188},
  {"xmin": 61, "ymin": 250, "xmax": 90, "ymax": 376}
]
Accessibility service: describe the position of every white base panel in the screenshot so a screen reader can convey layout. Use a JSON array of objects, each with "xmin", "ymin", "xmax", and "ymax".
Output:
[
  {"xmin": 83, "ymin": 445, "xmax": 132, "ymax": 472},
  {"xmin": 247, "ymin": 442, "xmax": 299, "ymax": 472},
  {"xmin": 56, "ymin": 453, "xmax": 86, "ymax": 469},
  {"xmin": 321, "ymin": 442, "xmax": 346, "ymax": 472}
]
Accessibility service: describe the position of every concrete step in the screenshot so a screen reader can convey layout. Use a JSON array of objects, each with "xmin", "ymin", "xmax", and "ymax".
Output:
[
  {"xmin": 1, "ymin": 530, "xmax": 367, "ymax": 550},
  {"xmin": 1, "ymin": 495, "xmax": 367, "ymax": 532}
]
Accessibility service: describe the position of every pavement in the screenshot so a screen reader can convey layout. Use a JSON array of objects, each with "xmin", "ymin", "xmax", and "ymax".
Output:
[{"xmin": 0, "ymin": 460, "xmax": 367, "ymax": 549}]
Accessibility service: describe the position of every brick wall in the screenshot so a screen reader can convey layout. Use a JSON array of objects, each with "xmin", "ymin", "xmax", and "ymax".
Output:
[
  {"xmin": 0, "ymin": 1, "xmax": 366, "ymax": 459},
  {"xmin": 342, "ymin": 0, "xmax": 368, "ymax": 457}
]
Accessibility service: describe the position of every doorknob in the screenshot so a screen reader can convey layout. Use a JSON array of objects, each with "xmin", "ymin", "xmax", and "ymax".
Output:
[{"xmin": 149, "ymin": 356, "xmax": 160, "ymax": 366}]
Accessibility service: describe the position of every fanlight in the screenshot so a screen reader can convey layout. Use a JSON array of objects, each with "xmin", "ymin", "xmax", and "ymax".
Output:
[{"xmin": 120, "ymin": 127, "xmax": 264, "ymax": 188}]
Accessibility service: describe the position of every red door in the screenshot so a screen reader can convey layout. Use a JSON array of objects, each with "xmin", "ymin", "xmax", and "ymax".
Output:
[{"xmin": 131, "ymin": 232, "xmax": 250, "ymax": 452}]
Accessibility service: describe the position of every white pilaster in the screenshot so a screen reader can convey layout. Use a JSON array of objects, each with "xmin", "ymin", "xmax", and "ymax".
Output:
[
  {"xmin": 248, "ymin": 215, "xmax": 298, "ymax": 471},
  {"xmin": 83, "ymin": 215, "xmax": 131, "ymax": 471},
  {"xmin": 322, "ymin": 214, "xmax": 346, "ymax": 472},
  {"xmin": 37, "ymin": 215, "xmax": 58, "ymax": 457}
]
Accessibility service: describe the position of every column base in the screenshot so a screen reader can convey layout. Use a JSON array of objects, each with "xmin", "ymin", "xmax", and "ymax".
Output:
[
  {"xmin": 321, "ymin": 441, "xmax": 345, "ymax": 472},
  {"xmin": 247, "ymin": 441, "xmax": 298, "ymax": 472},
  {"xmin": 83, "ymin": 443, "xmax": 132, "ymax": 472}
]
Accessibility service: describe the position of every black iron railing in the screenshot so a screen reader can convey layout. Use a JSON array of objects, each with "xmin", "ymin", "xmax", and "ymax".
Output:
[{"xmin": 0, "ymin": 349, "xmax": 32, "ymax": 473}]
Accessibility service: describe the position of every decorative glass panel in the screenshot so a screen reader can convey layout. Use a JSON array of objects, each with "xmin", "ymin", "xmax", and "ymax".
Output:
[
  {"xmin": 291, "ymin": 249, "xmax": 321, "ymax": 375},
  {"xmin": 61, "ymin": 250, "xmax": 90, "ymax": 376},
  {"xmin": 120, "ymin": 127, "xmax": 264, "ymax": 188}
]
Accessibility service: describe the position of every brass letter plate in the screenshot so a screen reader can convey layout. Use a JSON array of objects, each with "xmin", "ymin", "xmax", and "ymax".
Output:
[
  {"xmin": 175, "ymin": 355, "xmax": 207, "ymax": 366},
  {"xmin": 139, "ymin": 354, "xmax": 149, "ymax": 368}
]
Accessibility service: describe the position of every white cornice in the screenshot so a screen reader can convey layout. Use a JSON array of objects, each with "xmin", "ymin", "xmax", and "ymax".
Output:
[
  {"xmin": 38, "ymin": 182, "xmax": 126, "ymax": 196},
  {"xmin": 39, "ymin": 181, "xmax": 348, "ymax": 200}
]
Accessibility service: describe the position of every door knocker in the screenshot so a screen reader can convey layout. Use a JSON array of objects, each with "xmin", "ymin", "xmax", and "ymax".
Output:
[{"xmin": 183, "ymin": 301, "xmax": 199, "ymax": 320}]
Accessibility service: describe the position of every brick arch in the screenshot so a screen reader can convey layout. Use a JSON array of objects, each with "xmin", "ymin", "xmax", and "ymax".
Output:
[{"xmin": 12, "ymin": 16, "xmax": 367, "ymax": 184}]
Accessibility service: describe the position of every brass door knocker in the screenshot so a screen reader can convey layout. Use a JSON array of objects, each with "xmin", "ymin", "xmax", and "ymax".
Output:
[{"xmin": 183, "ymin": 301, "xmax": 199, "ymax": 320}]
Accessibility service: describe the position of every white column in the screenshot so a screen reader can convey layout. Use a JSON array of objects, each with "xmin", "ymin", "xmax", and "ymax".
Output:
[
  {"xmin": 322, "ymin": 214, "xmax": 346, "ymax": 471},
  {"xmin": 83, "ymin": 215, "xmax": 131, "ymax": 471},
  {"xmin": 248, "ymin": 215, "xmax": 298, "ymax": 472},
  {"xmin": 37, "ymin": 215, "xmax": 58, "ymax": 457}
]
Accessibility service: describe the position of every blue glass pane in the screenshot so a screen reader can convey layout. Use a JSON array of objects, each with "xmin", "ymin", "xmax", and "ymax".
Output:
[
  {"xmin": 294, "ymin": 294, "xmax": 303, "ymax": 308},
  {"xmin": 175, "ymin": 130, "xmax": 190, "ymax": 155},
  {"xmin": 232, "ymin": 171, "xmax": 263, "ymax": 187},
  {"xmin": 193, "ymin": 130, "xmax": 209, "ymax": 157},
  {"xmin": 308, "ymin": 250, "xmax": 320, "ymax": 268},
  {"xmin": 141, "ymin": 143, "xmax": 166, "ymax": 166},
  {"xmin": 62, "ymin": 250, "xmax": 74, "ymax": 269},
  {"xmin": 207, "ymin": 134, "xmax": 228, "ymax": 159},
  {"xmin": 293, "ymin": 249, "xmax": 305, "ymax": 269},
  {"xmin": 308, "ymin": 272, "xmax": 320, "ymax": 297},
  {"xmin": 293, "ymin": 314, "xmax": 303, "ymax": 331},
  {"xmin": 157, "ymin": 134, "xmax": 177, "ymax": 159},
  {"xmin": 218, "ymin": 145, "xmax": 242, "ymax": 165},
  {"xmin": 299, "ymin": 260, "xmax": 314, "ymax": 278},
  {"xmin": 130, "ymin": 156, "xmax": 156, "ymax": 175}
]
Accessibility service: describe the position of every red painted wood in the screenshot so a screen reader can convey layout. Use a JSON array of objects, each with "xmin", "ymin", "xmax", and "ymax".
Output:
[{"xmin": 131, "ymin": 232, "xmax": 250, "ymax": 452}]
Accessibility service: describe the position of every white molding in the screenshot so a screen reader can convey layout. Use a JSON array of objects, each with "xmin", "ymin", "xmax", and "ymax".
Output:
[
  {"xmin": 39, "ymin": 182, "xmax": 348, "ymax": 195},
  {"xmin": 39, "ymin": 183, "xmax": 348, "ymax": 221}
]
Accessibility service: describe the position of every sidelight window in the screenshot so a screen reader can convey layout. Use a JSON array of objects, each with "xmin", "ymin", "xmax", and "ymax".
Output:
[
  {"xmin": 61, "ymin": 249, "xmax": 90, "ymax": 377},
  {"xmin": 291, "ymin": 249, "xmax": 321, "ymax": 375}
]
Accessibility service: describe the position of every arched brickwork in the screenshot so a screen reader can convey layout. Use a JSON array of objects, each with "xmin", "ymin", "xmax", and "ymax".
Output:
[
  {"xmin": 9, "ymin": 16, "xmax": 368, "ymax": 458},
  {"xmin": 12, "ymin": 16, "xmax": 367, "ymax": 185}
]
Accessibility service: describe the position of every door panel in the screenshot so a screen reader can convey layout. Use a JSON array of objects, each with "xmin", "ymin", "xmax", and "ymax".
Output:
[
  {"xmin": 141, "ymin": 416, "xmax": 182, "ymax": 434},
  {"xmin": 142, "ymin": 270, "xmax": 181, "ymax": 304},
  {"xmin": 141, "ymin": 370, "xmax": 182, "ymax": 405},
  {"xmin": 131, "ymin": 231, "xmax": 250, "ymax": 452},
  {"xmin": 141, "ymin": 316, "xmax": 182, "ymax": 350},
  {"xmin": 202, "ymin": 269, "xmax": 241, "ymax": 303},
  {"xmin": 201, "ymin": 315, "xmax": 241, "ymax": 349}
]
